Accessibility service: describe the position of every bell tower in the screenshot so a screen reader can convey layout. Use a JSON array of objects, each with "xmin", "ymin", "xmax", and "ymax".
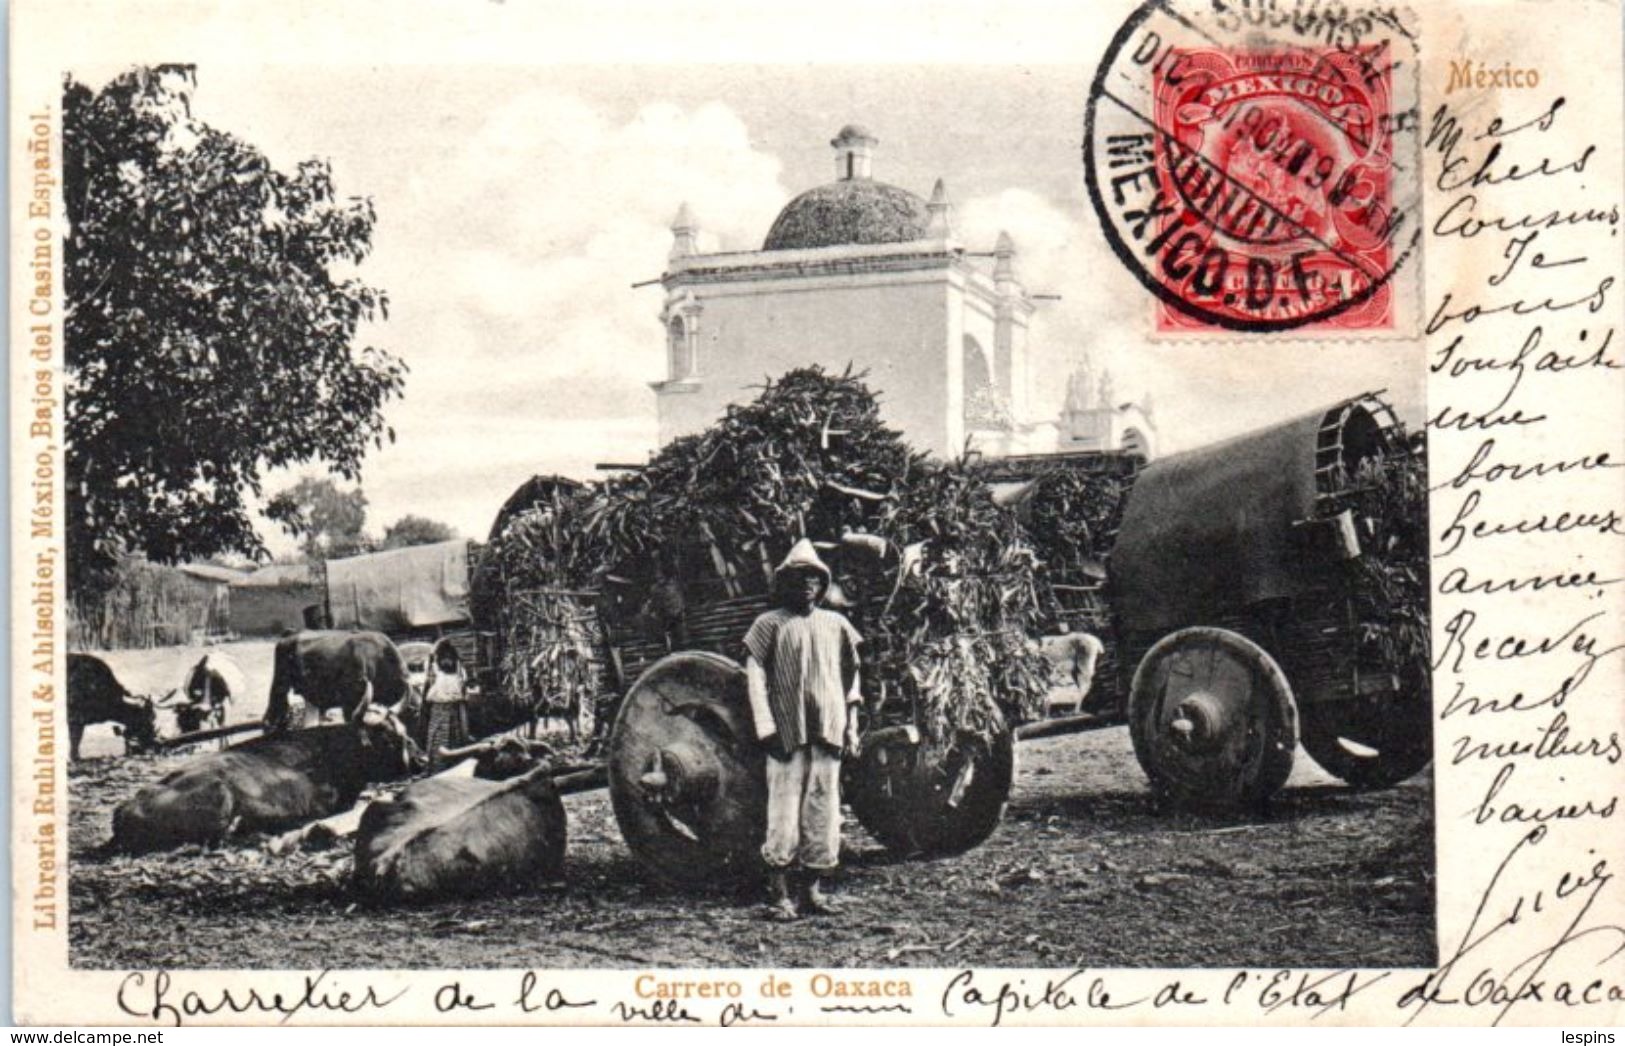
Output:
[{"xmin": 653, "ymin": 124, "xmax": 1055, "ymax": 457}]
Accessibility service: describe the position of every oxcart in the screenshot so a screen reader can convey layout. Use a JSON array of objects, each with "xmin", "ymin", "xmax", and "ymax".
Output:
[
  {"xmin": 605, "ymin": 393, "xmax": 1428, "ymax": 876},
  {"xmin": 451, "ymin": 392, "xmax": 1429, "ymax": 887},
  {"xmin": 1111, "ymin": 393, "xmax": 1430, "ymax": 803}
]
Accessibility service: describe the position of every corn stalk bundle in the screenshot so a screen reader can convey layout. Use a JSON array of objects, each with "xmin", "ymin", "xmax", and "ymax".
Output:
[
  {"xmin": 1327, "ymin": 437, "xmax": 1430, "ymax": 685},
  {"xmin": 490, "ymin": 588, "xmax": 601, "ymax": 732},
  {"xmin": 478, "ymin": 367, "xmax": 1052, "ymax": 748},
  {"xmin": 1024, "ymin": 466, "xmax": 1130, "ymax": 580},
  {"xmin": 469, "ymin": 474, "xmax": 595, "ymax": 654},
  {"xmin": 1020, "ymin": 465, "xmax": 1133, "ymax": 632},
  {"xmin": 474, "ymin": 483, "xmax": 605, "ymax": 737},
  {"xmin": 576, "ymin": 367, "xmax": 916, "ymax": 584},
  {"xmin": 865, "ymin": 461, "xmax": 1051, "ymax": 739}
]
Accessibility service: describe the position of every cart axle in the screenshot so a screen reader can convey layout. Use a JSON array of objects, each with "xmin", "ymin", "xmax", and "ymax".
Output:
[{"xmin": 1012, "ymin": 712, "xmax": 1117, "ymax": 743}]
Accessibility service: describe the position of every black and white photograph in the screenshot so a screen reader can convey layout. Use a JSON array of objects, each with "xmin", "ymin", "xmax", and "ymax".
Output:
[
  {"xmin": 11, "ymin": 0, "xmax": 1623, "ymax": 1028},
  {"xmin": 54, "ymin": 56, "xmax": 1435, "ymax": 973}
]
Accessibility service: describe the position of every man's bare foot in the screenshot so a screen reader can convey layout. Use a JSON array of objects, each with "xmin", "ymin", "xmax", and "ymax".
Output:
[{"xmin": 802, "ymin": 874, "xmax": 842, "ymax": 916}]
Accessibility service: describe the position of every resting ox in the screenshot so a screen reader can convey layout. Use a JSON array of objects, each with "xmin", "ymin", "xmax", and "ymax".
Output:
[
  {"xmin": 176, "ymin": 652, "xmax": 247, "ymax": 735},
  {"xmin": 106, "ymin": 711, "xmax": 422, "ymax": 855},
  {"xmin": 263, "ymin": 630, "xmax": 410, "ymax": 732},
  {"xmin": 68, "ymin": 653, "xmax": 159, "ymax": 761},
  {"xmin": 353, "ymin": 763, "xmax": 566, "ymax": 903}
]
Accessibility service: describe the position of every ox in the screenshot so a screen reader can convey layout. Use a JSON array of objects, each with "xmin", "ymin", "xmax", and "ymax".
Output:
[
  {"xmin": 263, "ymin": 630, "xmax": 410, "ymax": 732},
  {"xmin": 175, "ymin": 652, "xmax": 248, "ymax": 736},
  {"xmin": 106, "ymin": 710, "xmax": 423, "ymax": 855},
  {"xmin": 353, "ymin": 763, "xmax": 566, "ymax": 903},
  {"xmin": 68, "ymin": 653, "xmax": 159, "ymax": 762}
]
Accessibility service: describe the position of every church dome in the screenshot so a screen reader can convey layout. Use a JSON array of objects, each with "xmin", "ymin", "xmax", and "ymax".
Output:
[{"xmin": 762, "ymin": 179, "xmax": 930, "ymax": 251}]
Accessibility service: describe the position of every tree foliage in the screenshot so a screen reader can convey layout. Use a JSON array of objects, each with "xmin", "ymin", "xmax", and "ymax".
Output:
[
  {"xmin": 380, "ymin": 514, "xmax": 457, "ymax": 550},
  {"xmin": 265, "ymin": 477, "xmax": 369, "ymax": 561},
  {"xmin": 64, "ymin": 65, "xmax": 405, "ymax": 595}
]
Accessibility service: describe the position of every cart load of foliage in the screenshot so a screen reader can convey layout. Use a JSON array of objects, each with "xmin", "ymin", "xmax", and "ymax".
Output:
[{"xmin": 480, "ymin": 366, "xmax": 1052, "ymax": 751}]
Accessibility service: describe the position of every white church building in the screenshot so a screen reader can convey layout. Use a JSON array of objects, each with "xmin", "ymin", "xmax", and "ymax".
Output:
[{"xmin": 651, "ymin": 125, "xmax": 1156, "ymax": 461}]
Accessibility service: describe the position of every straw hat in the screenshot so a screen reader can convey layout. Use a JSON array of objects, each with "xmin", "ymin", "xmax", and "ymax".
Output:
[{"xmin": 774, "ymin": 538, "xmax": 832, "ymax": 587}]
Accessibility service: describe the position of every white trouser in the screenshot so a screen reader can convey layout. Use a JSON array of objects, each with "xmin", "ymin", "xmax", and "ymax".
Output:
[{"xmin": 762, "ymin": 745, "xmax": 842, "ymax": 871}]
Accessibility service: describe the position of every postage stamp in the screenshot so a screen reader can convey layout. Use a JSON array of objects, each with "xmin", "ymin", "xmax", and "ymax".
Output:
[
  {"xmin": 1084, "ymin": 0, "xmax": 1423, "ymax": 335},
  {"xmin": 8, "ymin": 0, "xmax": 1625, "ymax": 1031},
  {"xmin": 1150, "ymin": 46, "xmax": 1399, "ymax": 330}
]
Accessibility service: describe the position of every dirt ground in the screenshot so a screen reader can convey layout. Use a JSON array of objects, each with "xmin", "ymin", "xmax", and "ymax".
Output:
[{"xmin": 69, "ymin": 645, "xmax": 1436, "ymax": 970}]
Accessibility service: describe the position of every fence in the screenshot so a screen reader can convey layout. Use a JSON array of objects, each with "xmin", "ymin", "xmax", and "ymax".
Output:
[{"xmin": 68, "ymin": 559, "xmax": 226, "ymax": 650}]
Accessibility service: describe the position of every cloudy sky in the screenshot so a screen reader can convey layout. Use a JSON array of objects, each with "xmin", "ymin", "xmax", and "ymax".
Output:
[{"xmin": 84, "ymin": 62, "xmax": 1424, "ymax": 551}]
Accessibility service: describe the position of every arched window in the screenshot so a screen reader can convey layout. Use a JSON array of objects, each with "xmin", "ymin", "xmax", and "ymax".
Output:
[
  {"xmin": 668, "ymin": 317, "xmax": 691, "ymax": 380},
  {"xmin": 963, "ymin": 336, "xmax": 1008, "ymax": 429},
  {"xmin": 1120, "ymin": 427, "xmax": 1148, "ymax": 457},
  {"xmin": 963, "ymin": 336, "xmax": 991, "ymax": 395}
]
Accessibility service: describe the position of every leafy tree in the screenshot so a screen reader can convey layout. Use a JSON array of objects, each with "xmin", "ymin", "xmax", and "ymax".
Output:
[
  {"xmin": 64, "ymin": 65, "xmax": 405, "ymax": 595},
  {"xmin": 266, "ymin": 477, "xmax": 370, "ymax": 561},
  {"xmin": 380, "ymin": 515, "xmax": 458, "ymax": 549}
]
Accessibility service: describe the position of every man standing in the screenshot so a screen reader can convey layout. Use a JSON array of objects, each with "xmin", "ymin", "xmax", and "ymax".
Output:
[{"xmin": 744, "ymin": 539, "xmax": 863, "ymax": 922}]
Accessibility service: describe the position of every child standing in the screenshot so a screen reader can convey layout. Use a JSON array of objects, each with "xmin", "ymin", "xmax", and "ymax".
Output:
[{"xmin": 423, "ymin": 639, "xmax": 470, "ymax": 766}]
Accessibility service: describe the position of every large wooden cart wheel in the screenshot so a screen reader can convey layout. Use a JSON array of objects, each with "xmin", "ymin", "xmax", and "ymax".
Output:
[
  {"xmin": 1301, "ymin": 693, "xmax": 1432, "ymax": 790},
  {"xmin": 1129, "ymin": 627, "xmax": 1297, "ymax": 807},
  {"xmin": 846, "ymin": 714, "xmax": 1014, "ymax": 857},
  {"xmin": 607, "ymin": 652, "xmax": 766, "ymax": 888}
]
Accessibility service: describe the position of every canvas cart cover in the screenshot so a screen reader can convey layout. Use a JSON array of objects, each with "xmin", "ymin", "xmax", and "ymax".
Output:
[
  {"xmin": 327, "ymin": 540, "xmax": 473, "ymax": 632},
  {"xmin": 1108, "ymin": 401, "xmax": 1352, "ymax": 635}
]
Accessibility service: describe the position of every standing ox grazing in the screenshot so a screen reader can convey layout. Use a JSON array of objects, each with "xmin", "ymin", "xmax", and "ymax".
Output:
[
  {"xmin": 68, "ymin": 653, "xmax": 160, "ymax": 761},
  {"xmin": 176, "ymin": 652, "xmax": 248, "ymax": 735},
  {"xmin": 263, "ymin": 630, "xmax": 411, "ymax": 732},
  {"xmin": 106, "ymin": 709, "xmax": 423, "ymax": 854}
]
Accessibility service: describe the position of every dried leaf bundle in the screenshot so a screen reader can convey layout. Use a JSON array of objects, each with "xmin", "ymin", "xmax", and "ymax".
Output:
[
  {"xmin": 1331, "ymin": 442, "xmax": 1430, "ymax": 686},
  {"xmin": 1025, "ymin": 466, "xmax": 1130, "ymax": 582},
  {"xmin": 480, "ymin": 367, "xmax": 1052, "ymax": 747}
]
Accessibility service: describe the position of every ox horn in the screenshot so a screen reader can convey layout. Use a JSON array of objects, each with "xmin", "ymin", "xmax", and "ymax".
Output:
[
  {"xmin": 351, "ymin": 681, "xmax": 375, "ymax": 725},
  {"xmin": 150, "ymin": 689, "xmax": 184, "ymax": 708},
  {"xmin": 437, "ymin": 739, "xmax": 499, "ymax": 761}
]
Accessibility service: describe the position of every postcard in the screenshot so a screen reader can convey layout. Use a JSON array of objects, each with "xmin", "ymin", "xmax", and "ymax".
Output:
[{"xmin": 9, "ymin": 0, "xmax": 1623, "ymax": 1027}]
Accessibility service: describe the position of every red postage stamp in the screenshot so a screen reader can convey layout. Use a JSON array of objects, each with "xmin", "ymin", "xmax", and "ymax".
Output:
[{"xmin": 1150, "ymin": 47, "xmax": 1398, "ymax": 332}]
